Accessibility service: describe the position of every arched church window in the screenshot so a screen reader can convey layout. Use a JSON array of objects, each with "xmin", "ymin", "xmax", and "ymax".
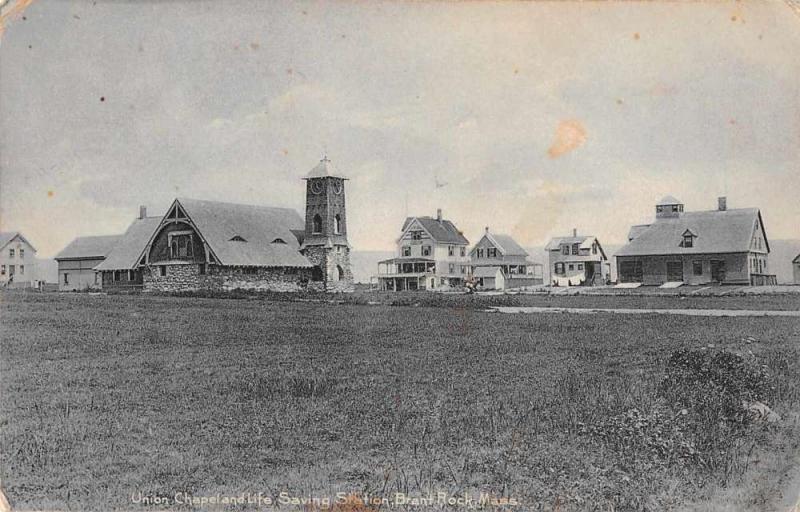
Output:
[
  {"xmin": 334, "ymin": 215, "xmax": 342, "ymax": 235},
  {"xmin": 311, "ymin": 266, "xmax": 323, "ymax": 281},
  {"xmin": 335, "ymin": 265, "xmax": 344, "ymax": 281},
  {"xmin": 312, "ymin": 214, "xmax": 323, "ymax": 234}
]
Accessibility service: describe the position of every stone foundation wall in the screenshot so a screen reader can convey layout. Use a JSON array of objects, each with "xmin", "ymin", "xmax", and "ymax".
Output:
[
  {"xmin": 302, "ymin": 245, "xmax": 354, "ymax": 292},
  {"xmin": 142, "ymin": 263, "xmax": 314, "ymax": 292}
]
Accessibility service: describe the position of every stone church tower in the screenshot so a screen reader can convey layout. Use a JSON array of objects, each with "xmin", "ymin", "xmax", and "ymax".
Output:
[{"xmin": 300, "ymin": 156, "xmax": 354, "ymax": 292}]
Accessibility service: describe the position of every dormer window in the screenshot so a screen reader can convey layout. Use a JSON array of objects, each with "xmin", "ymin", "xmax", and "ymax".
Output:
[
  {"xmin": 562, "ymin": 245, "xmax": 569, "ymax": 256},
  {"xmin": 411, "ymin": 230, "xmax": 422, "ymax": 241},
  {"xmin": 230, "ymin": 235, "xmax": 247, "ymax": 242},
  {"xmin": 680, "ymin": 230, "xmax": 696, "ymax": 248},
  {"xmin": 271, "ymin": 238, "xmax": 286, "ymax": 244}
]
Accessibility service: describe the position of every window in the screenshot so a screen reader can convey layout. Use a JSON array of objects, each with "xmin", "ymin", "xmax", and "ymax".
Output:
[
  {"xmin": 448, "ymin": 246, "xmax": 455, "ymax": 257},
  {"xmin": 311, "ymin": 266, "xmax": 323, "ymax": 281},
  {"xmin": 63, "ymin": 272, "xmax": 69, "ymax": 284},
  {"xmin": 477, "ymin": 248, "xmax": 484, "ymax": 258},
  {"xmin": 682, "ymin": 235, "xmax": 693, "ymax": 248},
  {"xmin": 8, "ymin": 265, "xmax": 14, "ymax": 275},
  {"xmin": 169, "ymin": 232, "xmax": 194, "ymax": 259},
  {"xmin": 656, "ymin": 205, "xmax": 664, "ymax": 213},
  {"xmin": 422, "ymin": 246, "xmax": 431, "ymax": 256},
  {"xmin": 334, "ymin": 214, "xmax": 342, "ymax": 235},
  {"xmin": 461, "ymin": 265, "xmax": 466, "ymax": 274},
  {"xmin": 592, "ymin": 243, "xmax": 597, "ymax": 255},
  {"xmin": 402, "ymin": 246, "xmax": 411, "ymax": 257},
  {"xmin": 671, "ymin": 205, "xmax": 680, "ymax": 212},
  {"xmin": 572, "ymin": 244, "xmax": 579, "ymax": 255},
  {"xmin": 562, "ymin": 245, "xmax": 569, "ymax": 256},
  {"xmin": 19, "ymin": 249, "xmax": 24, "ymax": 259},
  {"xmin": 160, "ymin": 266, "xmax": 167, "ymax": 277},
  {"xmin": 449, "ymin": 263, "xmax": 455, "ymax": 274},
  {"xmin": 577, "ymin": 264, "xmax": 583, "ymax": 270},
  {"xmin": 198, "ymin": 264, "xmax": 206, "ymax": 275},
  {"xmin": 487, "ymin": 248, "xmax": 497, "ymax": 258},
  {"xmin": 128, "ymin": 270, "xmax": 135, "ymax": 281},
  {"xmin": 0, "ymin": 265, "xmax": 4, "ymax": 275},
  {"xmin": 230, "ymin": 235, "xmax": 247, "ymax": 242},
  {"xmin": 555, "ymin": 262, "xmax": 565, "ymax": 275},
  {"xmin": 19, "ymin": 265, "xmax": 24, "ymax": 275},
  {"xmin": 568, "ymin": 264, "xmax": 574, "ymax": 271},
  {"xmin": 272, "ymin": 238, "xmax": 286, "ymax": 244},
  {"xmin": 8, "ymin": 249, "xmax": 14, "ymax": 258},
  {"xmin": 411, "ymin": 230, "xmax": 422, "ymax": 241},
  {"xmin": 114, "ymin": 270, "xmax": 121, "ymax": 282},
  {"xmin": 693, "ymin": 261, "xmax": 703, "ymax": 276},
  {"xmin": 312, "ymin": 214, "xmax": 323, "ymax": 234},
  {"xmin": 460, "ymin": 247, "xmax": 466, "ymax": 257}
]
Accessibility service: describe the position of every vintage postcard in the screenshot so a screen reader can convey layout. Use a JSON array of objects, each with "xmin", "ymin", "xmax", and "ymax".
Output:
[{"xmin": 1, "ymin": 0, "xmax": 799, "ymax": 511}]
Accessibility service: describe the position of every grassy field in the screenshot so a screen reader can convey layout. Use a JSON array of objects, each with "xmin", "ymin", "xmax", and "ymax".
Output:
[{"xmin": 1, "ymin": 291, "xmax": 799, "ymax": 511}]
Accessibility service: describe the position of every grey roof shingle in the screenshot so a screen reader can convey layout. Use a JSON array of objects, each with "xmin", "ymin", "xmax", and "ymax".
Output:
[
  {"xmin": 488, "ymin": 233, "xmax": 528, "ymax": 256},
  {"xmin": 94, "ymin": 217, "xmax": 162, "ymax": 271},
  {"xmin": 615, "ymin": 208, "xmax": 763, "ymax": 257},
  {"xmin": 55, "ymin": 235, "xmax": 122, "ymax": 260},
  {"xmin": 0, "ymin": 232, "xmax": 36, "ymax": 252},
  {"xmin": 401, "ymin": 216, "xmax": 469, "ymax": 245},
  {"xmin": 176, "ymin": 198, "xmax": 313, "ymax": 268}
]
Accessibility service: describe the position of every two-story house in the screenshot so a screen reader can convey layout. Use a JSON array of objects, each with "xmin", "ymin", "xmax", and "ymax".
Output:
[
  {"xmin": 545, "ymin": 229, "xmax": 609, "ymax": 286},
  {"xmin": 0, "ymin": 232, "xmax": 38, "ymax": 288},
  {"xmin": 469, "ymin": 227, "xmax": 542, "ymax": 289},
  {"xmin": 376, "ymin": 209, "xmax": 470, "ymax": 291}
]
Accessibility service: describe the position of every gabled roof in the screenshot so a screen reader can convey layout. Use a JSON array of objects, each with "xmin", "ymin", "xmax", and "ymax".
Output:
[
  {"xmin": 0, "ymin": 232, "xmax": 36, "ymax": 252},
  {"xmin": 94, "ymin": 216, "xmax": 162, "ymax": 271},
  {"xmin": 55, "ymin": 235, "xmax": 121, "ymax": 261},
  {"xmin": 401, "ymin": 216, "xmax": 469, "ymax": 245},
  {"xmin": 656, "ymin": 195, "xmax": 682, "ymax": 206},
  {"xmin": 616, "ymin": 208, "xmax": 765, "ymax": 257},
  {"xmin": 484, "ymin": 233, "xmax": 528, "ymax": 257},
  {"xmin": 627, "ymin": 224, "xmax": 651, "ymax": 241},
  {"xmin": 544, "ymin": 234, "xmax": 607, "ymax": 259},
  {"xmin": 473, "ymin": 266, "xmax": 502, "ymax": 278},
  {"xmin": 305, "ymin": 156, "xmax": 347, "ymax": 179},
  {"xmin": 168, "ymin": 198, "xmax": 312, "ymax": 268}
]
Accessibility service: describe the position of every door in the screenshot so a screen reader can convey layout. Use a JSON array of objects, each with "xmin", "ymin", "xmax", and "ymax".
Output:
[
  {"xmin": 711, "ymin": 260, "xmax": 726, "ymax": 282},
  {"xmin": 666, "ymin": 261, "xmax": 683, "ymax": 282},
  {"xmin": 585, "ymin": 262, "xmax": 595, "ymax": 283}
]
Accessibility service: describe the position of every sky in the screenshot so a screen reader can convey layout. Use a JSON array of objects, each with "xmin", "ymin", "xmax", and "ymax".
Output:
[{"xmin": 1, "ymin": 0, "xmax": 798, "ymax": 257}]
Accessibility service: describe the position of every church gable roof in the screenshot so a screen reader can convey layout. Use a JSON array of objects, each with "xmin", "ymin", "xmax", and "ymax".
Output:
[
  {"xmin": 94, "ymin": 216, "xmax": 162, "ymax": 271},
  {"xmin": 172, "ymin": 198, "xmax": 313, "ymax": 268},
  {"xmin": 616, "ymin": 208, "xmax": 763, "ymax": 257}
]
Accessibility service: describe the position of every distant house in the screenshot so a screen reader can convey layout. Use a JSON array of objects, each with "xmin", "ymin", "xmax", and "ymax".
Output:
[
  {"xmin": 793, "ymin": 254, "xmax": 800, "ymax": 285},
  {"xmin": 473, "ymin": 266, "xmax": 504, "ymax": 290},
  {"xmin": 545, "ymin": 229, "xmax": 609, "ymax": 286},
  {"xmin": 94, "ymin": 207, "xmax": 161, "ymax": 291},
  {"xmin": 615, "ymin": 196, "xmax": 775, "ymax": 286},
  {"xmin": 376, "ymin": 209, "xmax": 470, "ymax": 291},
  {"xmin": 0, "ymin": 232, "xmax": 37, "ymax": 288},
  {"xmin": 55, "ymin": 235, "xmax": 121, "ymax": 291},
  {"xmin": 469, "ymin": 227, "xmax": 542, "ymax": 289}
]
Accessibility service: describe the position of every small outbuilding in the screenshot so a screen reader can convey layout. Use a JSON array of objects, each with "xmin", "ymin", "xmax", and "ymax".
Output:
[
  {"xmin": 473, "ymin": 266, "xmax": 505, "ymax": 290},
  {"xmin": 54, "ymin": 235, "xmax": 121, "ymax": 291}
]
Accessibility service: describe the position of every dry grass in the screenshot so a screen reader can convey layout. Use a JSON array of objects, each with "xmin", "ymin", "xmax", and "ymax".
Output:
[{"xmin": 1, "ymin": 291, "xmax": 799, "ymax": 511}]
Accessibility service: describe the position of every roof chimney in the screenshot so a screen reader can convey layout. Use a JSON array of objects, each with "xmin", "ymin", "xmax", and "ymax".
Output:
[
  {"xmin": 436, "ymin": 208, "xmax": 442, "ymax": 222},
  {"xmin": 573, "ymin": 228, "xmax": 577, "ymax": 237},
  {"xmin": 718, "ymin": 196, "xmax": 727, "ymax": 211},
  {"xmin": 139, "ymin": 205, "xmax": 147, "ymax": 219}
]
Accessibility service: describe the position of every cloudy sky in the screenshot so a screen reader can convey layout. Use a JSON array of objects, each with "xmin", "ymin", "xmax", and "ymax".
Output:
[{"xmin": 1, "ymin": 0, "xmax": 798, "ymax": 256}]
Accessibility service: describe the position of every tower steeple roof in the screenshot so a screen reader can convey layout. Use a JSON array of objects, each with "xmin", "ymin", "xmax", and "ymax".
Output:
[{"xmin": 305, "ymin": 156, "xmax": 347, "ymax": 180}]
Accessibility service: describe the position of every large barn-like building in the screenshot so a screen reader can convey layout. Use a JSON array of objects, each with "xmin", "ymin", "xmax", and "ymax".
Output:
[
  {"xmin": 136, "ymin": 157, "xmax": 353, "ymax": 293},
  {"xmin": 616, "ymin": 196, "xmax": 775, "ymax": 286}
]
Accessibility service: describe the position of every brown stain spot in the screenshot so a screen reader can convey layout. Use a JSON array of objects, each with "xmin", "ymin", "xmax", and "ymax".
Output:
[
  {"xmin": 341, "ymin": 34, "xmax": 346, "ymax": 39},
  {"xmin": 548, "ymin": 120, "xmax": 587, "ymax": 159},
  {"xmin": 731, "ymin": 15, "xmax": 737, "ymax": 21},
  {"xmin": 729, "ymin": 119, "xmax": 737, "ymax": 125},
  {"xmin": 514, "ymin": 67, "xmax": 519, "ymax": 75},
  {"xmin": 633, "ymin": 32, "xmax": 640, "ymax": 40},
  {"xmin": 249, "ymin": 42, "xmax": 259, "ymax": 50},
  {"xmin": 302, "ymin": 10, "xmax": 307, "ymax": 15},
  {"xmin": 616, "ymin": 98, "xmax": 624, "ymax": 105},
  {"xmin": 282, "ymin": 149, "xmax": 289, "ymax": 156},
  {"xmin": 286, "ymin": 68, "xmax": 293, "ymax": 75},
  {"xmin": 47, "ymin": 190, "xmax": 54, "ymax": 198},
  {"xmin": 100, "ymin": 96, "xmax": 105, "ymax": 102},
  {"xmin": 233, "ymin": 43, "xmax": 240, "ymax": 50}
]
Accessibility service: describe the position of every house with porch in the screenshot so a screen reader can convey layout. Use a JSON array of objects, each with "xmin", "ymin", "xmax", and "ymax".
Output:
[
  {"xmin": 615, "ymin": 196, "xmax": 775, "ymax": 286},
  {"xmin": 469, "ymin": 227, "xmax": 542, "ymax": 290},
  {"xmin": 376, "ymin": 209, "xmax": 470, "ymax": 291},
  {"xmin": 545, "ymin": 229, "xmax": 609, "ymax": 286}
]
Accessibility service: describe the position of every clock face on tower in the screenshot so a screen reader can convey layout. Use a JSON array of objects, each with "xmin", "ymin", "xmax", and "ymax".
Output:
[
  {"xmin": 332, "ymin": 181, "xmax": 343, "ymax": 195},
  {"xmin": 311, "ymin": 180, "xmax": 324, "ymax": 194}
]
